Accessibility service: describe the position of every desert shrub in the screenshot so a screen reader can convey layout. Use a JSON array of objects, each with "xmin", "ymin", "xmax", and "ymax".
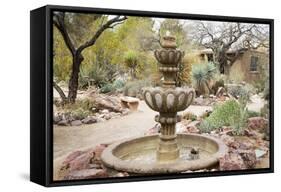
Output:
[
  {"xmin": 113, "ymin": 79, "xmax": 125, "ymax": 89},
  {"xmin": 246, "ymin": 110, "xmax": 260, "ymax": 118},
  {"xmin": 199, "ymin": 99, "xmax": 247, "ymax": 135},
  {"xmin": 71, "ymin": 107, "xmax": 90, "ymax": 120},
  {"xmin": 254, "ymin": 63, "xmax": 269, "ymax": 94},
  {"xmin": 227, "ymin": 84, "xmax": 254, "ymax": 106},
  {"xmin": 100, "ymin": 83, "xmax": 115, "ymax": 93},
  {"xmin": 124, "ymin": 50, "xmax": 144, "ymax": 80},
  {"xmin": 211, "ymin": 74, "xmax": 225, "ymax": 94},
  {"xmin": 192, "ymin": 62, "xmax": 217, "ymax": 96},
  {"xmin": 123, "ymin": 79, "xmax": 151, "ymax": 98},
  {"xmin": 182, "ymin": 112, "xmax": 197, "ymax": 121},
  {"xmin": 99, "ymin": 79, "xmax": 125, "ymax": 94}
]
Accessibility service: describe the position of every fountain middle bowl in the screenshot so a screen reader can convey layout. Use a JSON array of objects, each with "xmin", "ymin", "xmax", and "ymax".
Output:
[
  {"xmin": 101, "ymin": 134, "xmax": 227, "ymax": 174},
  {"xmin": 143, "ymin": 87, "xmax": 195, "ymax": 113}
]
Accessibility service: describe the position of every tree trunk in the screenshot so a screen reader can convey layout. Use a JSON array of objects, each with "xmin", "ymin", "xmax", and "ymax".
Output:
[
  {"xmin": 53, "ymin": 81, "xmax": 68, "ymax": 104},
  {"xmin": 68, "ymin": 53, "xmax": 84, "ymax": 103}
]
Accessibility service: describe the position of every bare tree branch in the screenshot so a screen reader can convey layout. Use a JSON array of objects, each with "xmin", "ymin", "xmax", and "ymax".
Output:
[
  {"xmin": 53, "ymin": 12, "xmax": 76, "ymax": 56},
  {"xmin": 77, "ymin": 16, "xmax": 127, "ymax": 54}
]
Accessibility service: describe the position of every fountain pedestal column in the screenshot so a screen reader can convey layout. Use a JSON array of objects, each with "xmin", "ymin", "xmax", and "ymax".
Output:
[
  {"xmin": 153, "ymin": 34, "xmax": 184, "ymax": 162},
  {"xmin": 157, "ymin": 117, "xmax": 179, "ymax": 162}
]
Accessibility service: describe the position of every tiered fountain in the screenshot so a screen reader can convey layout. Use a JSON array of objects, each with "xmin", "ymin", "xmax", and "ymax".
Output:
[{"xmin": 101, "ymin": 33, "xmax": 227, "ymax": 174}]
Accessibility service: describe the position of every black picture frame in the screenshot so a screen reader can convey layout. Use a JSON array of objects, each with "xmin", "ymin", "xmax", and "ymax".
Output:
[{"xmin": 30, "ymin": 4, "xmax": 274, "ymax": 187}]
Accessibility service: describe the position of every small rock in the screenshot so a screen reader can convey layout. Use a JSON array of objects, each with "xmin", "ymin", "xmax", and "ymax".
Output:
[
  {"xmin": 101, "ymin": 109, "xmax": 109, "ymax": 114},
  {"xmin": 64, "ymin": 169, "xmax": 108, "ymax": 180},
  {"xmin": 219, "ymin": 126, "xmax": 234, "ymax": 136},
  {"xmin": 53, "ymin": 114, "xmax": 62, "ymax": 124},
  {"xmin": 96, "ymin": 117, "xmax": 106, "ymax": 123},
  {"xmin": 70, "ymin": 120, "xmax": 82, "ymax": 126},
  {"xmin": 114, "ymin": 172, "xmax": 130, "ymax": 177},
  {"xmin": 247, "ymin": 117, "xmax": 269, "ymax": 133},
  {"xmin": 57, "ymin": 119, "xmax": 68, "ymax": 126},
  {"xmin": 121, "ymin": 108, "xmax": 130, "ymax": 115},
  {"xmin": 255, "ymin": 149, "xmax": 267, "ymax": 158},
  {"xmin": 185, "ymin": 125, "xmax": 200, "ymax": 134},
  {"xmin": 238, "ymin": 149, "xmax": 257, "ymax": 168},
  {"xmin": 104, "ymin": 114, "xmax": 111, "ymax": 120},
  {"xmin": 82, "ymin": 116, "xmax": 97, "ymax": 124}
]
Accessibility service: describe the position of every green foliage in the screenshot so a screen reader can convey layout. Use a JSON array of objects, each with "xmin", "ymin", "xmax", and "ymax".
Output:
[
  {"xmin": 123, "ymin": 79, "xmax": 152, "ymax": 97},
  {"xmin": 211, "ymin": 75, "xmax": 225, "ymax": 93},
  {"xmin": 100, "ymin": 83, "xmax": 115, "ymax": 93},
  {"xmin": 53, "ymin": 27, "xmax": 72, "ymax": 81},
  {"xmin": 99, "ymin": 79, "xmax": 125, "ymax": 94},
  {"xmin": 71, "ymin": 108, "xmax": 91, "ymax": 120},
  {"xmin": 182, "ymin": 112, "xmax": 197, "ymax": 121},
  {"xmin": 246, "ymin": 110, "xmax": 260, "ymax": 118},
  {"xmin": 124, "ymin": 50, "xmax": 139, "ymax": 79},
  {"xmin": 227, "ymin": 84, "xmax": 254, "ymax": 107},
  {"xmin": 192, "ymin": 62, "xmax": 217, "ymax": 96},
  {"xmin": 199, "ymin": 100, "xmax": 248, "ymax": 135},
  {"xmin": 254, "ymin": 63, "xmax": 269, "ymax": 94}
]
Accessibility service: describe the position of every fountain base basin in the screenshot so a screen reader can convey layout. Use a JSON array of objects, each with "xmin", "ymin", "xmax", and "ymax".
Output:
[{"xmin": 101, "ymin": 134, "xmax": 227, "ymax": 174}]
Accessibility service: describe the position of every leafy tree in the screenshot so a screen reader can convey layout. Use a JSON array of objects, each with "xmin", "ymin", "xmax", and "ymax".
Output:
[{"xmin": 53, "ymin": 12, "xmax": 127, "ymax": 103}]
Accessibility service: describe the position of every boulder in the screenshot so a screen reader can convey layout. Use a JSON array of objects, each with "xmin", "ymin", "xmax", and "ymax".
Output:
[
  {"xmin": 82, "ymin": 116, "xmax": 97, "ymax": 124},
  {"xmin": 247, "ymin": 117, "xmax": 269, "ymax": 133},
  {"xmin": 57, "ymin": 119, "xmax": 68, "ymax": 126},
  {"xmin": 53, "ymin": 114, "xmax": 62, "ymax": 124},
  {"xmin": 67, "ymin": 151, "xmax": 95, "ymax": 171},
  {"xmin": 219, "ymin": 152, "xmax": 246, "ymax": 170},
  {"xmin": 70, "ymin": 120, "xmax": 82, "ymax": 126},
  {"xmin": 101, "ymin": 109, "xmax": 110, "ymax": 114},
  {"xmin": 238, "ymin": 149, "xmax": 257, "ymax": 168}
]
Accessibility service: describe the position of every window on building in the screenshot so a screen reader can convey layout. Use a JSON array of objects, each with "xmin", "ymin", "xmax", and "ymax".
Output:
[{"xmin": 250, "ymin": 56, "xmax": 258, "ymax": 72}]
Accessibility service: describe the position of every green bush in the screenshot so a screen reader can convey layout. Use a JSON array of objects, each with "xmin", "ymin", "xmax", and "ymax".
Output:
[
  {"xmin": 123, "ymin": 79, "xmax": 151, "ymax": 97},
  {"xmin": 192, "ymin": 62, "xmax": 217, "ymax": 96},
  {"xmin": 99, "ymin": 79, "xmax": 125, "ymax": 93},
  {"xmin": 227, "ymin": 84, "xmax": 254, "ymax": 107},
  {"xmin": 199, "ymin": 99, "xmax": 247, "ymax": 135},
  {"xmin": 246, "ymin": 110, "xmax": 260, "ymax": 118},
  {"xmin": 71, "ymin": 107, "xmax": 90, "ymax": 120}
]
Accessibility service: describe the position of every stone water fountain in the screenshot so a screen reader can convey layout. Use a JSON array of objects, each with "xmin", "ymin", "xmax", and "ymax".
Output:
[{"xmin": 101, "ymin": 33, "xmax": 227, "ymax": 174}]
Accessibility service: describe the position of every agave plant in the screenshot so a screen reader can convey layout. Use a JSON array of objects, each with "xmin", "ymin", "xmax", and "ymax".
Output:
[{"xmin": 192, "ymin": 62, "xmax": 217, "ymax": 96}]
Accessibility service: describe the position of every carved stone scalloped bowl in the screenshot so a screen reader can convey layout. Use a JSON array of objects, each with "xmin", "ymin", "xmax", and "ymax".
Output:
[
  {"xmin": 154, "ymin": 49, "xmax": 184, "ymax": 65},
  {"xmin": 143, "ymin": 87, "xmax": 195, "ymax": 113}
]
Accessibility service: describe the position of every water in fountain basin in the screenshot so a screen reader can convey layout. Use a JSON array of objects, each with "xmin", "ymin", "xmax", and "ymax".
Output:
[{"xmin": 119, "ymin": 146, "xmax": 212, "ymax": 163}]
